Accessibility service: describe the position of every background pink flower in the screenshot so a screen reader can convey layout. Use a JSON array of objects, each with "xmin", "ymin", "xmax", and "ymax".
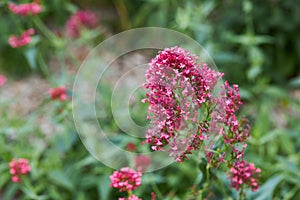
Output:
[
  {"xmin": 65, "ymin": 10, "xmax": 99, "ymax": 38},
  {"xmin": 126, "ymin": 142, "xmax": 137, "ymax": 152},
  {"xmin": 48, "ymin": 86, "xmax": 67, "ymax": 101},
  {"xmin": 119, "ymin": 194, "xmax": 142, "ymax": 200},
  {"xmin": 8, "ymin": 1, "xmax": 43, "ymax": 16},
  {"xmin": 8, "ymin": 28, "xmax": 35, "ymax": 48},
  {"xmin": 9, "ymin": 158, "xmax": 31, "ymax": 183},
  {"xmin": 0, "ymin": 74, "xmax": 7, "ymax": 86},
  {"xmin": 110, "ymin": 167, "xmax": 142, "ymax": 192},
  {"xmin": 134, "ymin": 155, "xmax": 151, "ymax": 172}
]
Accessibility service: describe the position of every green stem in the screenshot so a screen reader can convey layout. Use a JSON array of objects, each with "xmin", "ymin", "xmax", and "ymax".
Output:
[
  {"xmin": 128, "ymin": 190, "xmax": 132, "ymax": 197},
  {"xmin": 149, "ymin": 174, "xmax": 163, "ymax": 199},
  {"xmin": 32, "ymin": 17, "xmax": 57, "ymax": 41},
  {"xmin": 22, "ymin": 177, "xmax": 40, "ymax": 199},
  {"xmin": 9, "ymin": 12, "xmax": 23, "ymax": 33},
  {"xmin": 238, "ymin": 185, "xmax": 244, "ymax": 200},
  {"xmin": 243, "ymin": 0, "xmax": 254, "ymax": 36},
  {"xmin": 37, "ymin": 51, "xmax": 50, "ymax": 77},
  {"xmin": 57, "ymin": 49, "xmax": 66, "ymax": 85},
  {"xmin": 206, "ymin": 163, "xmax": 210, "ymax": 186},
  {"xmin": 205, "ymin": 149, "xmax": 221, "ymax": 156},
  {"xmin": 198, "ymin": 163, "xmax": 210, "ymax": 199}
]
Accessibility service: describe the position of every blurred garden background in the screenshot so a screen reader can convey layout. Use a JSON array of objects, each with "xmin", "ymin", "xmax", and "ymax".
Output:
[{"xmin": 0, "ymin": 0, "xmax": 300, "ymax": 199}]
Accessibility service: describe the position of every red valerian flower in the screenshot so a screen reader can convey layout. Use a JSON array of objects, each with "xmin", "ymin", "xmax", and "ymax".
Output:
[
  {"xmin": 65, "ymin": 10, "xmax": 99, "ymax": 38},
  {"xmin": 143, "ymin": 46, "xmax": 223, "ymax": 161},
  {"xmin": 230, "ymin": 160, "xmax": 261, "ymax": 192},
  {"xmin": 48, "ymin": 86, "xmax": 67, "ymax": 101},
  {"xmin": 0, "ymin": 74, "xmax": 7, "ymax": 86},
  {"xmin": 9, "ymin": 158, "xmax": 31, "ymax": 183},
  {"xmin": 8, "ymin": 28, "xmax": 35, "ymax": 48},
  {"xmin": 119, "ymin": 194, "xmax": 142, "ymax": 200},
  {"xmin": 144, "ymin": 46, "xmax": 261, "ymax": 192},
  {"xmin": 110, "ymin": 167, "xmax": 142, "ymax": 192},
  {"xmin": 8, "ymin": 1, "xmax": 43, "ymax": 16}
]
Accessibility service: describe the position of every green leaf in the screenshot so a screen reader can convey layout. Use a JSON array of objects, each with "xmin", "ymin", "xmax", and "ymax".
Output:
[
  {"xmin": 48, "ymin": 170, "xmax": 74, "ymax": 192},
  {"xmin": 247, "ymin": 66, "xmax": 261, "ymax": 80},
  {"xmin": 176, "ymin": 6, "xmax": 192, "ymax": 29},
  {"xmin": 75, "ymin": 191, "xmax": 86, "ymax": 200},
  {"xmin": 239, "ymin": 87, "xmax": 253, "ymax": 100},
  {"xmin": 252, "ymin": 102, "xmax": 272, "ymax": 138},
  {"xmin": 247, "ymin": 175, "xmax": 283, "ymax": 200},
  {"xmin": 279, "ymin": 133, "xmax": 295, "ymax": 154},
  {"xmin": 74, "ymin": 156, "xmax": 97, "ymax": 169},
  {"xmin": 194, "ymin": 171, "xmax": 203, "ymax": 185},
  {"xmin": 276, "ymin": 156, "xmax": 300, "ymax": 176},
  {"xmin": 264, "ymin": 86, "xmax": 288, "ymax": 99},
  {"xmin": 79, "ymin": 176, "xmax": 98, "ymax": 189},
  {"xmin": 289, "ymin": 76, "xmax": 300, "ymax": 88},
  {"xmin": 3, "ymin": 183, "xmax": 19, "ymax": 200},
  {"xmin": 0, "ymin": 173, "xmax": 10, "ymax": 189},
  {"xmin": 98, "ymin": 175, "xmax": 111, "ymax": 200},
  {"xmin": 257, "ymin": 129, "xmax": 284, "ymax": 145},
  {"xmin": 24, "ymin": 47, "xmax": 37, "ymax": 70}
]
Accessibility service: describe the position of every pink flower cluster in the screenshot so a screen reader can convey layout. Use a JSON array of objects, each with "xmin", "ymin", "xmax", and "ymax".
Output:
[
  {"xmin": 144, "ymin": 46, "xmax": 261, "ymax": 191},
  {"xmin": 119, "ymin": 194, "xmax": 142, "ymax": 200},
  {"xmin": 110, "ymin": 167, "xmax": 156, "ymax": 200},
  {"xmin": 8, "ymin": 28, "xmax": 35, "ymax": 48},
  {"xmin": 134, "ymin": 155, "xmax": 151, "ymax": 172},
  {"xmin": 48, "ymin": 86, "xmax": 67, "ymax": 101},
  {"xmin": 9, "ymin": 158, "xmax": 31, "ymax": 183},
  {"xmin": 7, "ymin": 1, "xmax": 42, "ymax": 48},
  {"xmin": 212, "ymin": 81, "xmax": 251, "ymax": 145},
  {"xmin": 144, "ymin": 46, "xmax": 223, "ymax": 162},
  {"xmin": 8, "ymin": 1, "xmax": 43, "ymax": 16},
  {"xmin": 110, "ymin": 167, "xmax": 142, "ymax": 192},
  {"xmin": 230, "ymin": 160, "xmax": 261, "ymax": 191},
  {"xmin": 0, "ymin": 74, "xmax": 7, "ymax": 86},
  {"xmin": 65, "ymin": 10, "xmax": 99, "ymax": 38}
]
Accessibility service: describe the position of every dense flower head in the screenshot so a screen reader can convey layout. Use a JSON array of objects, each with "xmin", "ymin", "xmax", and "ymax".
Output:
[
  {"xmin": 8, "ymin": 28, "xmax": 35, "ymax": 48},
  {"xmin": 48, "ymin": 86, "xmax": 67, "ymax": 101},
  {"xmin": 119, "ymin": 194, "xmax": 142, "ymax": 200},
  {"xmin": 144, "ymin": 46, "xmax": 261, "ymax": 191},
  {"xmin": 65, "ymin": 10, "xmax": 99, "ymax": 38},
  {"xmin": 134, "ymin": 155, "xmax": 151, "ymax": 172},
  {"xmin": 143, "ymin": 46, "xmax": 223, "ymax": 161},
  {"xmin": 110, "ymin": 167, "xmax": 142, "ymax": 192},
  {"xmin": 0, "ymin": 74, "xmax": 7, "ymax": 86},
  {"xmin": 230, "ymin": 160, "xmax": 261, "ymax": 191},
  {"xmin": 9, "ymin": 158, "xmax": 31, "ymax": 183},
  {"xmin": 8, "ymin": 1, "xmax": 43, "ymax": 16}
]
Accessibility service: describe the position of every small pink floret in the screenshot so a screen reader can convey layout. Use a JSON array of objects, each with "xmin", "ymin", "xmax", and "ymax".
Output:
[
  {"xmin": 110, "ymin": 167, "xmax": 142, "ymax": 192},
  {"xmin": 48, "ymin": 86, "xmax": 68, "ymax": 101},
  {"xmin": 9, "ymin": 158, "xmax": 30, "ymax": 183},
  {"xmin": 8, "ymin": 2, "xmax": 43, "ymax": 16},
  {"xmin": 8, "ymin": 28, "xmax": 35, "ymax": 48},
  {"xmin": 65, "ymin": 10, "xmax": 99, "ymax": 38}
]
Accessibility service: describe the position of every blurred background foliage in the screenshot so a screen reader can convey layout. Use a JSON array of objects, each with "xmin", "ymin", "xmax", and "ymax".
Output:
[
  {"xmin": 1, "ymin": 0, "xmax": 299, "ymax": 84},
  {"xmin": 0, "ymin": 0, "xmax": 300, "ymax": 199}
]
